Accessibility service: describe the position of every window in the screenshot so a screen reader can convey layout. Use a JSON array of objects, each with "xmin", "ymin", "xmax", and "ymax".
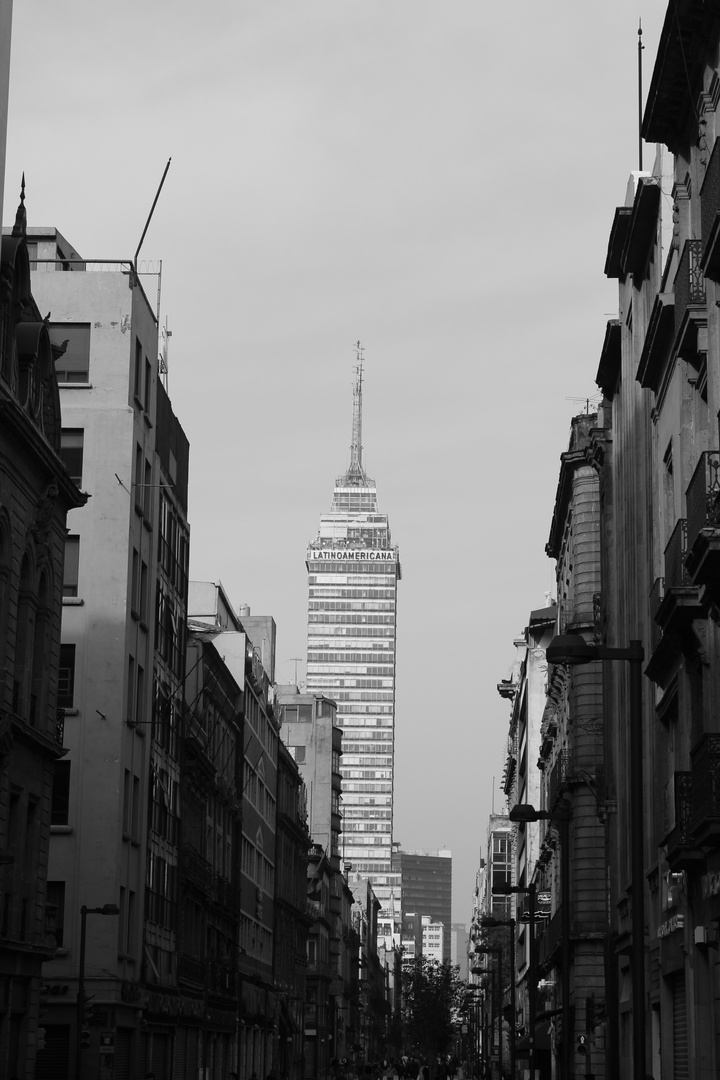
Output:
[
  {"xmin": 144, "ymin": 358, "xmax": 152, "ymax": 414},
  {"xmin": 46, "ymin": 881, "xmax": 66, "ymax": 947},
  {"xmin": 140, "ymin": 561, "xmax": 148, "ymax": 623},
  {"xmin": 51, "ymin": 761, "xmax": 70, "ymax": 826},
  {"xmin": 143, "ymin": 459, "xmax": 152, "ymax": 520},
  {"xmin": 62, "ymin": 536, "xmax": 79, "ymax": 597},
  {"xmin": 50, "ymin": 323, "xmax": 90, "ymax": 382},
  {"xmin": 60, "ymin": 429, "xmax": 84, "ymax": 486},
  {"xmin": 134, "ymin": 338, "xmax": 142, "ymax": 401},
  {"xmin": 131, "ymin": 549, "xmax": 139, "ymax": 616},
  {"xmin": 123, "ymin": 770, "xmax": 141, "ymax": 840},
  {"xmin": 136, "ymin": 665, "xmax": 145, "ymax": 726},
  {"xmin": 134, "ymin": 444, "xmax": 143, "ymax": 513},
  {"xmin": 126, "ymin": 656, "xmax": 135, "ymax": 725},
  {"xmin": 58, "ymin": 644, "xmax": 76, "ymax": 709}
]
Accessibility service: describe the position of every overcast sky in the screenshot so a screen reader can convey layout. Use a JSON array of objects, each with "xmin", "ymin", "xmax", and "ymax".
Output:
[{"xmin": 4, "ymin": 1, "xmax": 667, "ymax": 923}]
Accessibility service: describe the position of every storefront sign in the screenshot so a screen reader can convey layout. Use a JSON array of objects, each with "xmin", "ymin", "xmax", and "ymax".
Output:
[
  {"xmin": 658, "ymin": 913, "xmax": 684, "ymax": 937},
  {"xmin": 702, "ymin": 870, "xmax": 720, "ymax": 899}
]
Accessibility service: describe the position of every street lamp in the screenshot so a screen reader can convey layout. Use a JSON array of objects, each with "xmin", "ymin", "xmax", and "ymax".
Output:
[
  {"xmin": 75, "ymin": 903, "xmax": 120, "ymax": 1080},
  {"xmin": 509, "ymin": 803, "xmax": 571, "ymax": 1080},
  {"xmin": 480, "ymin": 916, "xmax": 516, "ymax": 1079},
  {"xmin": 546, "ymin": 631, "xmax": 645, "ymax": 1080}
]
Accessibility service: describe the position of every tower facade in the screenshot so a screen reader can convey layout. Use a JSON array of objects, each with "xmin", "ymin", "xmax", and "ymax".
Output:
[
  {"xmin": 399, "ymin": 849, "xmax": 452, "ymax": 963},
  {"xmin": 305, "ymin": 347, "xmax": 400, "ymax": 940}
]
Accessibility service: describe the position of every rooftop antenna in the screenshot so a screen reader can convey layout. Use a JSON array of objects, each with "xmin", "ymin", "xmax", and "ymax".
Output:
[
  {"xmin": 638, "ymin": 19, "xmax": 645, "ymax": 171},
  {"xmin": 133, "ymin": 157, "xmax": 171, "ymax": 277},
  {"xmin": 287, "ymin": 657, "xmax": 303, "ymax": 685},
  {"xmin": 565, "ymin": 393, "xmax": 602, "ymax": 415},
  {"xmin": 159, "ymin": 318, "xmax": 172, "ymax": 391},
  {"xmin": 347, "ymin": 340, "xmax": 366, "ymax": 485}
]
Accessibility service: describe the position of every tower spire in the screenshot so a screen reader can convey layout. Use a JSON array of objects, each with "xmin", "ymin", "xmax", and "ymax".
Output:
[{"xmin": 346, "ymin": 340, "xmax": 367, "ymax": 485}]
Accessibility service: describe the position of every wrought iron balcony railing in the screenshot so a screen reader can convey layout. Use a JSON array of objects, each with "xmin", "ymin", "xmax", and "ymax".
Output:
[
  {"xmin": 686, "ymin": 451, "xmax": 720, "ymax": 552},
  {"xmin": 674, "ymin": 239, "xmax": 705, "ymax": 338},
  {"xmin": 649, "ymin": 578, "xmax": 664, "ymax": 653},
  {"xmin": 690, "ymin": 734, "xmax": 720, "ymax": 846},
  {"xmin": 703, "ymin": 135, "xmax": 720, "ymax": 265},
  {"xmin": 180, "ymin": 843, "xmax": 212, "ymax": 893},
  {"xmin": 664, "ymin": 518, "xmax": 690, "ymax": 588},
  {"xmin": 547, "ymin": 750, "xmax": 571, "ymax": 811},
  {"xmin": 663, "ymin": 771, "xmax": 702, "ymax": 871}
]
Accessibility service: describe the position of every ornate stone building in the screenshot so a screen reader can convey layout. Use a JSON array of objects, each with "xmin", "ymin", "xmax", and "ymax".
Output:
[{"xmin": 0, "ymin": 193, "xmax": 86, "ymax": 1078}]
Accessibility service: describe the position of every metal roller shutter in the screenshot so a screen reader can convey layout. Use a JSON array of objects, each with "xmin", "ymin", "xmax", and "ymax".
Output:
[
  {"xmin": 114, "ymin": 1026, "xmax": 134, "ymax": 1080},
  {"xmin": 672, "ymin": 973, "xmax": 689, "ymax": 1080},
  {"xmin": 35, "ymin": 1023, "xmax": 71, "ymax": 1080}
]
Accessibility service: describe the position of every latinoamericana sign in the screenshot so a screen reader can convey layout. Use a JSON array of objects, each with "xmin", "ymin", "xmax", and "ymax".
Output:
[{"xmin": 308, "ymin": 549, "xmax": 396, "ymax": 561}]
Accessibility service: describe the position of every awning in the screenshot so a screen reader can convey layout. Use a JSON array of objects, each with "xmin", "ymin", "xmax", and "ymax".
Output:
[{"xmin": 515, "ymin": 1020, "xmax": 552, "ymax": 1052}]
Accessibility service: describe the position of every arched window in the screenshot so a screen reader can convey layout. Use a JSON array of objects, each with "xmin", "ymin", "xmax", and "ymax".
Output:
[
  {"xmin": 30, "ymin": 571, "xmax": 51, "ymax": 728},
  {"xmin": 13, "ymin": 554, "xmax": 36, "ymax": 719},
  {"xmin": 0, "ymin": 519, "xmax": 10, "ymax": 707}
]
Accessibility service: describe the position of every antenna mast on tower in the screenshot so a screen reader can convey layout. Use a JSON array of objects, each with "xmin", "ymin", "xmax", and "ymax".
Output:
[{"xmin": 347, "ymin": 340, "xmax": 367, "ymax": 485}]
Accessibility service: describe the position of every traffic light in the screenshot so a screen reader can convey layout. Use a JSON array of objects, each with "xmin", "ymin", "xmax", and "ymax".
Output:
[
  {"xmin": 577, "ymin": 1034, "xmax": 588, "ymax": 1055},
  {"xmin": 80, "ymin": 1026, "xmax": 91, "ymax": 1050},
  {"xmin": 37, "ymin": 1027, "xmax": 46, "ymax": 1051}
]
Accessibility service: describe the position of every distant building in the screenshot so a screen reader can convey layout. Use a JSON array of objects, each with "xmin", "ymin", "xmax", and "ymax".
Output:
[
  {"xmin": 274, "ymin": 738, "xmax": 311, "ymax": 1080},
  {"xmin": 305, "ymin": 349, "xmax": 401, "ymax": 941},
  {"xmin": 487, "ymin": 817, "xmax": 513, "ymax": 920},
  {"xmin": 399, "ymin": 849, "xmax": 452, "ymax": 962},
  {"xmin": 276, "ymin": 687, "xmax": 358, "ymax": 1064},
  {"xmin": 401, "ymin": 912, "xmax": 423, "ymax": 962},
  {"xmin": 421, "ymin": 916, "xmax": 444, "ymax": 962},
  {"xmin": 276, "ymin": 687, "xmax": 342, "ymax": 863},
  {"xmin": 450, "ymin": 924, "xmax": 469, "ymax": 980},
  {"xmin": 350, "ymin": 875, "xmax": 386, "ymax": 1061}
]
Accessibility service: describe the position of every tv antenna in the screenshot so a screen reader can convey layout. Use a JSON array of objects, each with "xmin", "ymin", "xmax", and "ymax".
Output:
[
  {"xmin": 565, "ymin": 393, "xmax": 602, "ymax": 415},
  {"xmin": 286, "ymin": 658, "xmax": 303, "ymax": 685}
]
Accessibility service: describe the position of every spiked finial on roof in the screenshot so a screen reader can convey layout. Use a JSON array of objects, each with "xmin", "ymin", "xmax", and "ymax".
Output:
[{"xmin": 12, "ymin": 175, "xmax": 27, "ymax": 238}]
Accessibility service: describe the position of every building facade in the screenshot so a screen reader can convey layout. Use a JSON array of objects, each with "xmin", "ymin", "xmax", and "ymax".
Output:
[
  {"xmin": 274, "ymin": 738, "xmax": 311, "ymax": 1080},
  {"xmin": 305, "ymin": 351, "xmax": 401, "ymax": 941},
  {"xmin": 0, "ymin": 196, "xmax": 86, "ymax": 1079},
  {"xmin": 276, "ymin": 687, "xmax": 360, "ymax": 1065},
  {"xmin": 28, "ymin": 228, "xmax": 169, "ymax": 1079},
  {"xmin": 399, "ymin": 849, "xmax": 452, "ymax": 963}
]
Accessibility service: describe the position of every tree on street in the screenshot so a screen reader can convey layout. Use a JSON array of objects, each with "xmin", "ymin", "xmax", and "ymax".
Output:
[{"xmin": 401, "ymin": 956, "xmax": 466, "ymax": 1069}]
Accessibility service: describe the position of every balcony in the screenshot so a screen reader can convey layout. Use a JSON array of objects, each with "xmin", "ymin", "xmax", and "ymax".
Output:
[
  {"xmin": 674, "ymin": 239, "xmax": 705, "ymax": 357},
  {"xmin": 649, "ymin": 578, "xmax": 664, "ymax": 654},
  {"xmin": 650, "ymin": 520, "xmax": 702, "ymax": 638},
  {"xmin": 179, "ymin": 953, "xmax": 206, "ymax": 986},
  {"xmin": 536, "ymin": 905, "xmax": 564, "ymax": 972},
  {"xmin": 55, "ymin": 708, "xmax": 65, "ymax": 748},
  {"xmin": 685, "ymin": 452, "xmax": 720, "ymax": 596},
  {"xmin": 207, "ymin": 960, "xmax": 237, "ymax": 997},
  {"xmin": 180, "ymin": 844, "xmax": 212, "ymax": 895},
  {"xmin": 547, "ymin": 751, "xmax": 572, "ymax": 811},
  {"xmin": 701, "ymin": 136, "xmax": 720, "ymax": 281},
  {"xmin": 664, "ymin": 771, "xmax": 703, "ymax": 872},
  {"xmin": 214, "ymin": 876, "xmax": 241, "ymax": 912},
  {"xmin": 690, "ymin": 734, "xmax": 720, "ymax": 847}
]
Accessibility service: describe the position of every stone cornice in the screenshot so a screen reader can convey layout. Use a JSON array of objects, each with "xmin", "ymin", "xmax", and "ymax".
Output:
[{"xmin": 642, "ymin": 0, "xmax": 720, "ymax": 148}]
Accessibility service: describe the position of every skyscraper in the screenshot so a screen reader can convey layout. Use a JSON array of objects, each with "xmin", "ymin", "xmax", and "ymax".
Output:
[
  {"xmin": 399, "ymin": 849, "xmax": 453, "ymax": 963},
  {"xmin": 305, "ymin": 345, "xmax": 401, "ymax": 941}
]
